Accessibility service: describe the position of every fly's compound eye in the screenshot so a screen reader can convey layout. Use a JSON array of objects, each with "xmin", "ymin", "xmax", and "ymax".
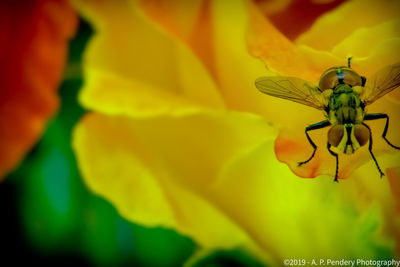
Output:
[
  {"xmin": 319, "ymin": 67, "xmax": 363, "ymax": 91},
  {"xmin": 328, "ymin": 125, "xmax": 344, "ymax": 147},
  {"xmin": 353, "ymin": 124, "xmax": 370, "ymax": 147},
  {"xmin": 319, "ymin": 68, "xmax": 339, "ymax": 91},
  {"xmin": 341, "ymin": 68, "xmax": 363, "ymax": 87}
]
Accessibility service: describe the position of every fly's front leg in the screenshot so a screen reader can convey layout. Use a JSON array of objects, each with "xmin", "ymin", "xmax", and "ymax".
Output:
[
  {"xmin": 298, "ymin": 120, "xmax": 331, "ymax": 166},
  {"xmin": 363, "ymin": 122, "xmax": 385, "ymax": 177},
  {"xmin": 364, "ymin": 113, "xmax": 400, "ymax": 150},
  {"xmin": 327, "ymin": 142, "xmax": 339, "ymax": 182}
]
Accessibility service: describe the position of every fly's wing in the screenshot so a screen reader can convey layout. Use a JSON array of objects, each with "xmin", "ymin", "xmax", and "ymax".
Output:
[
  {"xmin": 361, "ymin": 62, "xmax": 400, "ymax": 105},
  {"xmin": 255, "ymin": 76, "xmax": 326, "ymax": 110}
]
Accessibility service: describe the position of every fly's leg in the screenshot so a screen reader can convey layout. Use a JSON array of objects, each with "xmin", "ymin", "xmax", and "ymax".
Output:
[
  {"xmin": 298, "ymin": 120, "xmax": 331, "ymax": 166},
  {"xmin": 364, "ymin": 113, "xmax": 400, "ymax": 150},
  {"xmin": 327, "ymin": 142, "xmax": 339, "ymax": 182},
  {"xmin": 363, "ymin": 122, "xmax": 385, "ymax": 177},
  {"xmin": 361, "ymin": 76, "xmax": 366, "ymax": 86}
]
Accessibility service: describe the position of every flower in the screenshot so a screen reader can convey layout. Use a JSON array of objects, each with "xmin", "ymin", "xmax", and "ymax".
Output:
[
  {"xmin": 0, "ymin": 0, "xmax": 77, "ymax": 179},
  {"xmin": 72, "ymin": 0, "xmax": 400, "ymax": 264},
  {"xmin": 248, "ymin": 0, "xmax": 400, "ymax": 180}
]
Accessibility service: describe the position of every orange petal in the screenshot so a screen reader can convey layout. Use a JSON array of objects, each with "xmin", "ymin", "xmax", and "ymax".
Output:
[
  {"xmin": 388, "ymin": 168, "xmax": 400, "ymax": 214},
  {"xmin": 138, "ymin": 0, "xmax": 204, "ymax": 41},
  {"xmin": 247, "ymin": 0, "xmax": 342, "ymax": 82},
  {"xmin": 386, "ymin": 168, "xmax": 400, "ymax": 257},
  {"xmin": 0, "ymin": 1, "xmax": 77, "ymax": 179}
]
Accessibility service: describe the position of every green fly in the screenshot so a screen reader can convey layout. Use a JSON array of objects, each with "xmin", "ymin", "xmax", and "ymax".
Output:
[{"xmin": 255, "ymin": 59, "xmax": 400, "ymax": 182}]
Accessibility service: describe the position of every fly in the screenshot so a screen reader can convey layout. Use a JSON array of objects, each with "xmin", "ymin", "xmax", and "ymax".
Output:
[{"xmin": 255, "ymin": 58, "xmax": 400, "ymax": 182}]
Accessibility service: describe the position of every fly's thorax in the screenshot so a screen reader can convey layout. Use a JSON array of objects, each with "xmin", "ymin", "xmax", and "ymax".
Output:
[
  {"xmin": 328, "ymin": 124, "xmax": 370, "ymax": 154},
  {"xmin": 327, "ymin": 86, "xmax": 364, "ymax": 124},
  {"xmin": 321, "ymin": 89, "xmax": 333, "ymax": 107},
  {"xmin": 352, "ymin": 85, "xmax": 364, "ymax": 95}
]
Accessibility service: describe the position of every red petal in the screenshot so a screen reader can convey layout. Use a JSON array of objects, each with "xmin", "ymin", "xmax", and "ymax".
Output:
[
  {"xmin": 0, "ymin": 0, "xmax": 77, "ymax": 178},
  {"xmin": 255, "ymin": 0, "xmax": 346, "ymax": 40}
]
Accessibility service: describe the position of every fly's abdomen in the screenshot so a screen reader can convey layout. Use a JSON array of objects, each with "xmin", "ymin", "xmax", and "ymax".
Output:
[{"xmin": 328, "ymin": 124, "xmax": 370, "ymax": 154}]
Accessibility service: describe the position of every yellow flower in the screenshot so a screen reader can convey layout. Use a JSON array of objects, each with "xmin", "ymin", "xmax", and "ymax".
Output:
[
  {"xmin": 248, "ymin": 0, "xmax": 400, "ymax": 180},
  {"xmin": 72, "ymin": 0, "xmax": 400, "ymax": 264}
]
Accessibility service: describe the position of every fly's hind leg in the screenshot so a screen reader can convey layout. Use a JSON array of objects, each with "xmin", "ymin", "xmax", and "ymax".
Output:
[
  {"xmin": 298, "ymin": 120, "xmax": 331, "ymax": 166},
  {"xmin": 363, "ymin": 122, "xmax": 385, "ymax": 177},
  {"xmin": 364, "ymin": 113, "xmax": 400, "ymax": 150},
  {"xmin": 327, "ymin": 142, "xmax": 339, "ymax": 182}
]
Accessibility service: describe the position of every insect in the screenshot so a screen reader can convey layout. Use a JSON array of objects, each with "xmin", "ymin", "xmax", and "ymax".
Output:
[{"xmin": 255, "ymin": 58, "xmax": 400, "ymax": 182}]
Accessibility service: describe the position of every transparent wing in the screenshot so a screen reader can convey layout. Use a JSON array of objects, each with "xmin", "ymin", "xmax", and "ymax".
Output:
[
  {"xmin": 255, "ymin": 76, "xmax": 326, "ymax": 110},
  {"xmin": 361, "ymin": 62, "xmax": 400, "ymax": 105}
]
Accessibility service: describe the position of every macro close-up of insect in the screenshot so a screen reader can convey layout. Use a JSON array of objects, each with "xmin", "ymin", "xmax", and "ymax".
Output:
[{"xmin": 255, "ymin": 59, "xmax": 400, "ymax": 182}]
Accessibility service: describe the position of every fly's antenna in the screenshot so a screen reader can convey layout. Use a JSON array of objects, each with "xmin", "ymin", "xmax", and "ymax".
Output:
[{"xmin": 347, "ymin": 57, "xmax": 352, "ymax": 68}]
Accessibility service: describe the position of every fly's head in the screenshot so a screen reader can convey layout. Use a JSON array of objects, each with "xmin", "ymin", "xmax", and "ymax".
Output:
[{"xmin": 319, "ymin": 67, "xmax": 364, "ymax": 91}]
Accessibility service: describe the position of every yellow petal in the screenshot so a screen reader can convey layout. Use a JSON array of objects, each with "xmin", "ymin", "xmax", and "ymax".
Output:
[
  {"xmin": 355, "ymin": 38, "xmax": 400, "ymax": 104},
  {"xmin": 73, "ymin": 110, "xmax": 276, "ymax": 263},
  {"xmin": 214, "ymin": 140, "xmax": 395, "ymax": 261},
  {"xmin": 326, "ymin": 16, "xmax": 400, "ymax": 82},
  {"xmin": 73, "ymin": 107, "xmax": 399, "ymax": 263},
  {"xmin": 332, "ymin": 19, "xmax": 400, "ymax": 60},
  {"xmin": 80, "ymin": 66, "xmax": 212, "ymax": 118},
  {"xmin": 296, "ymin": 0, "xmax": 400, "ymax": 51},
  {"xmin": 73, "ymin": 0, "xmax": 224, "ymax": 116},
  {"xmin": 352, "ymin": 38, "xmax": 400, "ymax": 77},
  {"xmin": 137, "ymin": 0, "xmax": 216, "ymax": 74}
]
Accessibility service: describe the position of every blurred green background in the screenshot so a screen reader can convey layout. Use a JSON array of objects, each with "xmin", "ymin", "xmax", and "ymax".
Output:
[{"xmin": 0, "ymin": 19, "xmax": 265, "ymax": 267}]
